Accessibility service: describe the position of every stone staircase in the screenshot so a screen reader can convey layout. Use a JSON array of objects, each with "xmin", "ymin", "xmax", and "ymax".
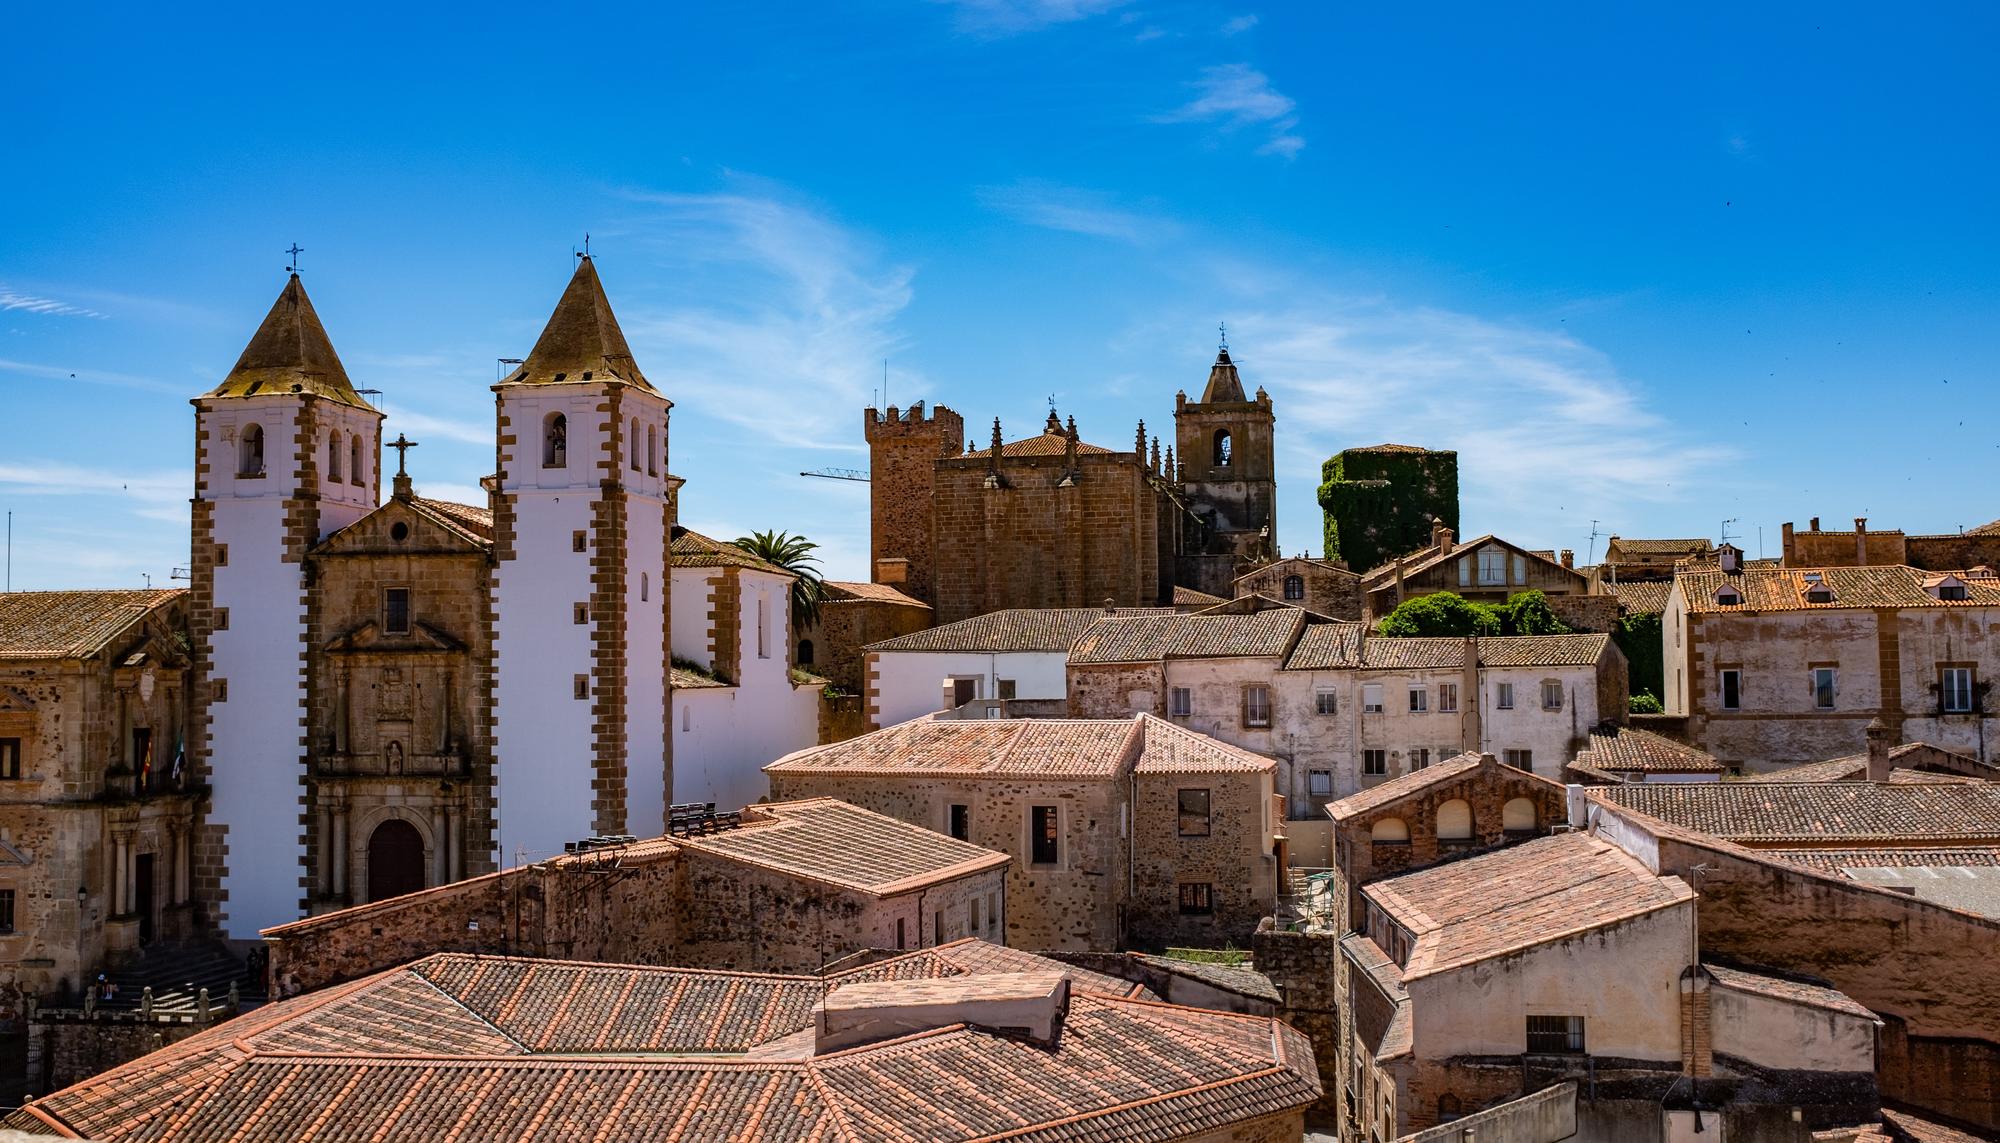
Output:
[{"xmin": 96, "ymin": 942, "xmax": 264, "ymax": 1014}]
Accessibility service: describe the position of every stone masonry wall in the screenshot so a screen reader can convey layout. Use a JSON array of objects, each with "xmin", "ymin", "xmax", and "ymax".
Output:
[{"xmin": 1128, "ymin": 768, "xmax": 1273, "ymax": 950}]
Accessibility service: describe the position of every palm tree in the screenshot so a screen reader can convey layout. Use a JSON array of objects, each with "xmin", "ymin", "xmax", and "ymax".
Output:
[{"xmin": 732, "ymin": 530, "xmax": 824, "ymax": 635}]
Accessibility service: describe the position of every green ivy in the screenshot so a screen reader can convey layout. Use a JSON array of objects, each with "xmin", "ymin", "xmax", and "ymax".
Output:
[
  {"xmin": 1613, "ymin": 611, "xmax": 1665, "ymax": 701},
  {"xmin": 1376, "ymin": 590, "xmax": 1575, "ymax": 638},
  {"xmin": 1317, "ymin": 447, "xmax": 1458, "ymax": 571}
]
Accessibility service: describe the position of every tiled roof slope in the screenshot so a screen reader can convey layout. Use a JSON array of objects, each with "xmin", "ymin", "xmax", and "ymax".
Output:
[
  {"xmin": 1594, "ymin": 783, "xmax": 2000, "ymax": 843},
  {"xmin": 961, "ymin": 423, "xmax": 1117, "ymax": 459},
  {"xmin": 0, "ymin": 589, "xmax": 184, "ymax": 660},
  {"xmin": 1606, "ymin": 579, "xmax": 1674, "ymax": 615},
  {"xmin": 1282, "ymin": 622, "xmax": 1367, "ymax": 670},
  {"xmin": 1763, "ymin": 848, "xmax": 2000, "ymax": 873},
  {"xmin": 204, "ymin": 274, "xmax": 373, "ymax": 407},
  {"xmin": 1173, "ymin": 585, "xmax": 1229, "ymax": 609},
  {"xmin": 1068, "ymin": 608, "xmax": 1305, "ymax": 663},
  {"xmin": 500, "ymin": 256, "xmax": 657, "ymax": 393},
  {"xmin": 1608, "ymin": 537, "xmax": 1715, "ymax": 556},
  {"xmin": 822, "ymin": 580, "xmax": 930, "ymax": 607},
  {"xmin": 1351, "ymin": 634, "xmax": 1612, "ymax": 672},
  {"xmin": 1365, "ymin": 832, "xmax": 1693, "ymax": 979},
  {"xmin": 867, "ymin": 607, "xmax": 1168, "ymax": 654},
  {"xmin": 1327, "ymin": 752, "xmax": 1565, "ymax": 822},
  {"xmin": 1574, "ymin": 725, "xmax": 1721, "ymax": 775},
  {"xmin": 1702, "ymin": 964, "xmax": 1875, "ymax": 1020},
  {"xmin": 14, "ymin": 945, "xmax": 1319, "ymax": 1143},
  {"xmin": 1761, "ymin": 743, "xmax": 2000, "ymax": 785},
  {"xmin": 766, "ymin": 714, "xmax": 1271, "ymax": 780},
  {"xmin": 413, "ymin": 497, "xmax": 494, "ymax": 541},
  {"xmin": 678, "ymin": 798, "xmax": 1008, "ymax": 895},
  {"xmin": 670, "ymin": 527, "xmax": 792, "ymax": 575},
  {"xmin": 1677, "ymin": 564, "xmax": 2000, "ymax": 612},
  {"xmin": 1360, "ymin": 533, "xmax": 1587, "ymax": 588}
]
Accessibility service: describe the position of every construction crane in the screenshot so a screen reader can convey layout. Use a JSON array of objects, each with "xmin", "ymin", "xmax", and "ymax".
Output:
[{"xmin": 800, "ymin": 468, "xmax": 870, "ymax": 483}]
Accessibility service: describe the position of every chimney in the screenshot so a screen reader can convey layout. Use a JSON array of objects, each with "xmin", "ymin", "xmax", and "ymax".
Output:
[
  {"xmin": 1560, "ymin": 549, "xmax": 1574, "ymax": 570},
  {"xmin": 1854, "ymin": 518, "xmax": 1869, "ymax": 566},
  {"xmin": 815, "ymin": 974, "xmax": 1069, "ymax": 1054},
  {"xmin": 1865, "ymin": 717, "xmax": 1892, "ymax": 782},
  {"xmin": 1436, "ymin": 525, "xmax": 1455, "ymax": 555},
  {"xmin": 1462, "ymin": 635, "xmax": 1481, "ymax": 756},
  {"xmin": 1394, "ymin": 554, "xmax": 1407, "ymax": 605},
  {"xmin": 1810, "ymin": 516, "xmax": 1821, "ymax": 531},
  {"xmin": 1680, "ymin": 967, "xmax": 1713, "ymax": 1078},
  {"xmin": 1781, "ymin": 522, "xmax": 1795, "ymax": 564}
]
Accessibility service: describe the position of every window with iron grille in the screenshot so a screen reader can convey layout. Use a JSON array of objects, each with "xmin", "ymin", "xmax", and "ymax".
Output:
[
  {"xmin": 1030, "ymin": 806, "xmax": 1059, "ymax": 865},
  {"xmin": 1526, "ymin": 1014, "xmax": 1585, "ymax": 1053},
  {"xmin": 1178, "ymin": 882, "xmax": 1214, "ymax": 915},
  {"xmin": 384, "ymin": 588, "xmax": 411, "ymax": 634},
  {"xmin": 1811, "ymin": 667, "xmax": 1836, "ymax": 710},
  {"xmin": 0, "ymin": 889, "xmax": 15, "ymax": 932}
]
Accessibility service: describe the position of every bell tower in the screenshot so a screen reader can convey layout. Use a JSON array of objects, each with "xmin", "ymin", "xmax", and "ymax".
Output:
[
  {"xmin": 491, "ymin": 256, "xmax": 673, "ymax": 862},
  {"xmin": 191, "ymin": 273, "xmax": 382, "ymax": 938},
  {"xmin": 1174, "ymin": 334, "xmax": 1277, "ymax": 571}
]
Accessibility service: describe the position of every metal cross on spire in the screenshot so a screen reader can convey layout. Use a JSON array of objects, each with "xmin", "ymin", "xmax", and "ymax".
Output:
[
  {"xmin": 285, "ymin": 244, "xmax": 304, "ymax": 274},
  {"xmin": 388, "ymin": 433, "xmax": 419, "ymax": 476},
  {"xmin": 1218, "ymin": 321, "xmax": 1228, "ymax": 351},
  {"xmin": 577, "ymin": 233, "xmax": 592, "ymax": 261}
]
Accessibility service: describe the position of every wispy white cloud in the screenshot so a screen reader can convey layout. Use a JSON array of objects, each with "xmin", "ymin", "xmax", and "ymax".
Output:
[
  {"xmin": 616, "ymin": 183, "xmax": 916, "ymax": 449},
  {"xmin": 383, "ymin": 407, "xmax": 492, "ymax": 447},
  {"xmin": 0, "ymin": 460, "xmax": 190, "ymax": 526},
  {"xmin": 975, "ymin": 180, "xmax": 1179, "ymax": 244},
  {"xmin": 933, "ymin": 0, "xmax": 1131, "ymax": 35},
  {"xmin": 1158, "ymin": 63, "xmax": 1304, "ymax": 158},
  {"xmin": 0, "ymin": 287, "xmax": 105, "ymax": 319},
  {"xmin": 1220, "ymin": 14, "xmax": 1258, "ymax": 35}
]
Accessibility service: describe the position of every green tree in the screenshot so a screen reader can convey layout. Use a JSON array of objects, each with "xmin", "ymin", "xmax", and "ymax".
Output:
[
  {"xmin": 733, "ymin": 530, "xmax": 824, "ymax": 635},
  {"xmin": 1500, "ymin": 590, "xmax": 1574, "ymax": 636},
  {"xmin": 1629, "ymin": 691, "xmax": 1664, "ymax": 714},
  {"xmin": 1613, "ymin": 611, "xmax": 1665, "ymax": 701},
  {"xmin": 1376, "ymin": 591, "xmax": 1502, "ymax": 637}
]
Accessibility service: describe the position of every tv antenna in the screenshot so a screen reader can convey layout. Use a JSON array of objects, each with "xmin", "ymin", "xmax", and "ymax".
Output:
[
  {"xmin": 1720, "ymin": 518, "xmax": 1740, "ymax": 546},
  {"xmin": 1586, "ymin": 519, "xmax": 1604, "ymax": 566}
]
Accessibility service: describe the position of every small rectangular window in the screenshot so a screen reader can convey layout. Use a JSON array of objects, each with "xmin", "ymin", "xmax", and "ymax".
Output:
[
  {"xmin": 212, "ymin": 679, "xmax": 228, "ymax": 703},
  {"xmin": 1941, "ymin": 667, "xmax": 1975, "ymax": 713},
  {"xmin": 0, "ymin": 889, "xmax": 14, "ymax": 933},
  {"xmin": 969, "ymin": 896, "xmax": 981, "ymax": 933},
  {"xmin": 1178, "ymin": 788, "xmax": 1212, "ymax": 837},
  {"xmin": 1541, "ymin": 680, "xmax": 1563, "ymax": 711},
  {"xmin": 1178, "ymin": 883, "xmax": 1214, "ymax": 915},
  {"xmin": 948, "ymin": 804, "xmax": 970, "ymax": 842},
  {"xmin": 896, "ymin": 917, "xmax": 906, "ymax": 949},
  {"xmin": 1438, "ymin": 683, "xmax": 1457, "ymax": 713},
  {"xmin": 1720, "ymin": 669, "xmax": 1742, "ymax": 711},
  {"xmin": 1408, "ymin": 748, "xmax": 1430, "ymax": 770},
  {"xmin": 572, "ymin": 603, "xmax": 589, "ymax": 625},
  {"xmin": 1408, "ymin": 687, "xmax": 1428, "ymax": 713},
  {"xmin": 1478, "ymin": 549, "xmax": 1507, "ymax": 585},
  {"xmin": 1362, "ymin": 749, "xmax": 1387, "ymax": 776},
  {"xmin": 1496, "ymin": 682, "xmax": 1515, "ymax": 710},
  {"xmin": 756, "ymin": 598, "xmax": 770, "ymax": 659},
  {"xmin": 213, "ymin": 608, "xmax": 229, "ymax": 631},
  {"xmin": 572, "ymin": 531, "xmax": 587, "ymax": 553},
  {"xmin": 933, "ymin": 911, "xmax": 943, "ymax": 946},
  {"xmin": 1307, "ymin": 769, "xmax": 1333, "ymax": 797},
  {"xmin": 573, "ymin": 675, "xmax": 590, "ymax": 700},
  {"xmin": 1811, "ymin": 667, "xmax": 1836, "ymax": 710},
  {"xmin": 1169, "ymin": 687, "xmax": 1192, "ymax": 718},
  {"xmin": 1243, "ymin": 685, "xmax": 1271, "ymax": 728},
  {"xmin": 0, "ymin": 739, "xmax": 20, "ymax": 780},
  {"xmin": 1362, "ymin": 684, "xmax": 1384, "ymax": 714},
  {"xmin": 1504, "ymin": 749, "xmax": 1533, "ymax": 771},
  {"xmin": 987, "ymin": 891, "xmax": 999, "ymax": 935},
  {"xmin": 1315, "ymin": 689, "xmax": 1337, "ymax": 715},
  {"xmin": 384, "ymin": 588, "xmax": 411, "ymax": 634},
  {"xmin": 1030, "ymin": 806, "xmax": 1059, "ymax": 865},
  {"xmin": 214, "ymin": 544, "xmax": 228, "ymax": 567},
  {"xmin": 997, "ymin": 678, "xmax": 1017, "ymax": 700},
  {"xmin": 1526, "ymin": 1014, "xmax": 1585, "ymax": 1054}
]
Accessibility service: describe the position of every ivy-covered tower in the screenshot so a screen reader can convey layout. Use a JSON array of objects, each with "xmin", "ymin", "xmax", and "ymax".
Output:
[
  {"xmin": 1173, "ymin": 345, "xmax": 1276, "ymax": 592},
  {"xmin": 1317, "ymin": 443, "xmax": 1459, "ymax": 573}
]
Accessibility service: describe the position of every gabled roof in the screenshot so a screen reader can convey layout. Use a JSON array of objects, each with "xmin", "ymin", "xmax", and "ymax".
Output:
[
  {"xmin": 1757, "ymin": 742, "xmax": 2000, "ymax": 785},
  {"xmin": 1573, "ymin": 725, "xmax": 1721, "ymax": 775},
  {"xmin": 1591, "ymin": 782, "xmax": 2000, "ymax": 844},
  {"xmin": 1068, "ymin": 608, "xmax": 1306, "ymax": 664},
  {"xmin": 10, "ymin": 943, "xmax": 1320, "ymax": 1143},
  {"xmin": 1198, "ymin": 347, "xmax": 1247, "ymax": 403},
  {"xmin": 1353, "ymin": 633, "xmax": 1613, "ymax": 672},
  {"xmin": 867, "ymin": 607, "xmax": 1167, "ymax": 654},
  {"xmin": 670, "ymin": 527, "xmax": 792, "ymax": 575},
  {"xmin": 1605, "ymin": 579, "xmax": 1674, "ymax": 615},
  {"xmin": 0, "ymin": 589, "xmax": 185, "ymax": 661},
  {"xmin": 1363, "ymin": 832, "xmax": 1694, "ymax": 980},
  {"xmin": 1360, "ymin": 533, "xmax": 1590, "ymax": 589},
  {"xmin": 1675, "ymin": 564, "xmax": 2000, "ymax": 613},
  {"xmin": 204, "ymin": 275, "xmax": 374, "ymax": 408},
  {"xmin": 1606, "ymin": 537, "xmax": 1714, "ymax": 557},
  {"xmin": 499, "ymin": 256, "xmax": 659, "ymax": 394},
  {"xmin": 415, "ymin": 497, "xmax": 494, "ymax": 541},
  {"xmin": 1233, "ymin": 556, "xmax": 1356, "ymax": 586},
  {"xmin": 1172, "ymin": 585, "xmax": 1229, "ymax": 610},
  {"xmin": 675, "ymin": 798, "xmax": 1007, "ymax": 896},
  {"xmin": 1702, "ymin": 964, "xmax": 1875, "ymax": 1020},
  {"xmin": 821, "ymin": 581, "xmax": 930, "ymax": 608},
  {"xmin": 1328, "ymin": 751, "xmax": 1566, "ymax": 822},
  {"xmin": 962, "ymin": 413, "xmax": 1117, "ymax": 459},
  {"xmin": 1282, "ymin": 622, "xmax": 1367, "ymax": 670},
  {"xmin": 314, "ymin": 495, "xmax": 494, "ymax": 555},
  {"xmin": 766, "ymin": 713, "xmax": 1272, "ymax": 781}
]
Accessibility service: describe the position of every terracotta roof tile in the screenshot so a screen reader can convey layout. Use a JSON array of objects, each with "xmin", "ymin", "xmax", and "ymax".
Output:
[
  {"xmin": 1281, "ymin": 623, "xmax": 1366, "ymax": 670},
  {"xmin": 1172, "ymin": 585, "xmax": 1229, "ymax": 609},
  {"xmin": 1605, "ymin": 579, "xmax": 1674, "ymax": 614},
  {"xmin": 0, "ymin": 589, "xmax": 184, "ymax": 660},
  {"xmin": 1677, "ymin": 564, "xmax": 2000, "ymax": 613},
  {"xmin": 1130, "ymin": 717, "xmax": 1276, "ymax": 774},
  {"xmin": 1760, "ymin": 847, "xmax": 2000, "ymax": 873},
  {"xmin": 412, "ymin": 497, "xmax": 494, "ymax": 541},
  {"xmin": 1328, "ymin": 752, "xmax": 1485, "ymax": 821},
  {"xmin": 677, "ymin": 798, "xmax": 1008, "ymax": 896},
  {"xmin": 962, "ymin": 430, "xmax": 1116, "ymax": 459},
  {"xmin": 1574, "ymin": 725, "xmax": 1721, "ymax": 775},
  {"xmin": 1359, "ymin": 534, "xmax": 1588, "ymax": 589},
  {"xmin": 1593, "ymin": 783, "xmax": 2000, "ymax": 843},
  {"xmin": 821, "ymin": 581, "xmax": 930, "ymax": 608},
  {"xmin": 1364, "ymin": 832, "xmax": 1694, "ymax": 979},
  {"xmin": 1607, "ymin": 537, "xmax": 1714, "ymax": 556},
  {"xmin": 1068, "ymin": 609, "xmax": 1306, "ymax": 664},
  {"xmin": 767, "ymin": 715, "xmax": 1270, "ymax": 780},
  {"xmin": 1703, "ymin": 964, "xmax": 1876, "ymax": 1020},
  {"xmin": 867, "ymin": 607, "xmax": 1168, "ymax": 654},
  {"xmin": 1353, "ymin": 634, "xmax": 1612, "ymax": 671},
  {"xmin": 670, "ymin": 528, "xmax": 792, "ymax": 575}
]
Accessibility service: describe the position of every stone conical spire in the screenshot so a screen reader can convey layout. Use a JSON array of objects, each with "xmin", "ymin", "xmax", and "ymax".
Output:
[
  {"xmin": 1200, "ymin": 346, "xmax": 1247, "ymax": 403},
  {"xmin": 503, "ymin": 256, "xmax": 657, "ymax": 393},
  {"xmin": 208, "ymin": 275, "xmax": 372, "ymax": 408}
]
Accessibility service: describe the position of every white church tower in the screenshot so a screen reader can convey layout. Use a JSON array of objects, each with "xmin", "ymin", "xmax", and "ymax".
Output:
[
  {"xmin": 492, "ymin": 256, "xmax": 673, "ymax": 863},
  {"xmin": 191, "ymin": 274, "xmax": 382, "ymax": 939}
]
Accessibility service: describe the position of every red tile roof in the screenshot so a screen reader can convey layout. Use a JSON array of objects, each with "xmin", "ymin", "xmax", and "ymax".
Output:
[
  {"xmin": 1760, "ymin": 847, "xmax": 2000, "ymax": 873},
  {"xmin": 1605, "ymin": 579, "xmax": 1674, "ymax": 615},
  {"xmin": 868, "ymin": 607, "xmax": 1169, "ymax": 654},
  {"xmin": 1068, "ymin": 608, "xmax": 1306, "ymax": 663},
  {"xmin": 0, "ymin": 589, "xmax": 185, "ymax": 660},
  {"xmin": 670, "ymin": 527, "xmax": 792, "ymax": 574},
  {"xmin": 766, "ymin": 715, "xmax": 1271, "ymax": 781},
  {"xmin": 1327, "ymin": 752, "xmax": 1485, "ymax": 821},
  {"xmin": 961, "ymin": 429, "xmax": 1116, "ymax": 459},
  {"xmin": 1677, "ymin": 564, "xmax": 2000, "ymax": 613},
  {"xmin": 1573, "ymin": 725, "xmax": 1721, "ymax": 775},
  {"xmin": 412, "ymin": 497, "xmax": 494, "ymax": 541},
  {"xmin": 1365, "ymin": 832, "xmax": 1694, "ymax": 979},
  {"xmin": 680, "ymin": 798, "xmax": 1008, "ymax": 896},
  {"xmin": 14, "ymin": 944, "xmax": 1319, "ymax": 1142},
  {"xmin": 822, "ymin": 581, "xmax": 930, "ymax": 608},
  {"xmin": 1702, "ymin": 964, "xmax": 1876, "ymax": 1020},
  {"xmin": 1281, "ymin": 622, "xmax": 1366, "ymax": 670},
  {"xmin": 1172, "ymin": 585, "xmax": 1229, "ymax": 609},
  {"xmin": 1593, "ymin": 783, "xmax": 2000, "ymax": 844}
]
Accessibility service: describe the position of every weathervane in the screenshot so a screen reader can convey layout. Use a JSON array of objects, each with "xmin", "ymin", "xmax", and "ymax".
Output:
[
  {"xmin": 576, "ymin": 233, "xmax": 592, "ymax": 260},
  {"xmin": 286, "ymin": 244, "xmax": 304, "ymax": 274},
  {"xmin": 389, "ymin": 433, "xmax": 419, "ymax": 476},
  {"xmin": 1218, "ymin": 321, "xmax": 1228, "ymax": 351}
]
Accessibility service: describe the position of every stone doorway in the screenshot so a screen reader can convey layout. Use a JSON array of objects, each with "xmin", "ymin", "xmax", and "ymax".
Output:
[
  {"xmin": 134, "ymin": 853, "xmax": 156, "ymax": 945},
  {"xmin": 366, "ymin": 820, "xmax": 425, "ymax": 902}
]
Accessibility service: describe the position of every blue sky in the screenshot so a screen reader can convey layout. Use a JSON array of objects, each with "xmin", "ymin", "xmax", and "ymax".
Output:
[{"xmin": 4, "ymin": 1, "xmax": 1998, "ymax": 589}]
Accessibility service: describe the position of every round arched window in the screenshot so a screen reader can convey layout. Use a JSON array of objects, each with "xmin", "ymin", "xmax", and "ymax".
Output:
[
  {"xmin": 1371, "ymin": 817, "xmax": 1410, "ymax": 844},
  {"xmin": 1437, "ymin": 799, "xmax": 1474, "ymax": 840}
]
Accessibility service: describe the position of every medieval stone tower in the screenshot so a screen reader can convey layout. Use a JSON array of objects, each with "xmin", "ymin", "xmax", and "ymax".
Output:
[
  {"xmin": 864, "ymin": 402, "xmax": 965, "ymax": 607},
  {"xmin": 1174, "ymin": 344, "xmax": 1276, "ymax": 595},
  {"xmin": 192, "ymin": 274, "xmax": 383, "ymax": 939},
  {"xmin": 491, "ymin": 256, "xmax": 674, "ymax": 863}
]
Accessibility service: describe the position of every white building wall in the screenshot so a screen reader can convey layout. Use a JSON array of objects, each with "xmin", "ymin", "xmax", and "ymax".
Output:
[
  {"xmin": 1710, "ymin": 983, "xmax": 1877, "ymax": 1074},
  {"xmin": 1479, "ymin": 666, "xmax": 1597, "ymax": 778},
  {"xmin": 626, "ymin": 495, "xmax": 670, "ymax": 839},
  {"xmin": 671, "ymin": 567, "xmax": 820, "ymax": 811},
  {"xmin": 871, "ymin": 650, "xmax": 1069, "ymax": 728},
  {"xmin": 670, "ymin": 566, "xmax": 714, "ymax": 667}
]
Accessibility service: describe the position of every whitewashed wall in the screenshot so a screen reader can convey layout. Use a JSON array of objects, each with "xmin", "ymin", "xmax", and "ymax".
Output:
[{"xmin": 870, "ymin": 650, "xmax": 1069, "ymax": 728}]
